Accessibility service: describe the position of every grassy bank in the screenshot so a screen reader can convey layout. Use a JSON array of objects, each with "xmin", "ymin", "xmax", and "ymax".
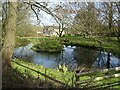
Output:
[
  {"xmin": 11, "ymin": 59, "xmax": 120, "ymax": 89},
  {"xmin": 61, "ymin": 36, "xmax": 120, "ymax": 55},
  {"xmin": 2, "ymin": 65, "xmax": 56, "ymax": 88},
  {"xmin": 12, "ymin": 59, "xmax": 74, "ymax": 87},
  {"xmin": 21, "ymin": 36, "xmax": 120, "ymax": 55},
  {"xmin": 31, "ymin": 40, "xmax": 63, "ymax": 53},
  {"xmin": 15, "ymin": 37, "xmax": 30, "ymax": 47}
]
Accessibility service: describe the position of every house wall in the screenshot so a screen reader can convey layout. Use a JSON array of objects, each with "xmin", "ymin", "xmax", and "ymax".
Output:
[{"xmin": 37, "ymin": 26, "xmax": 66, "ymax": 37}]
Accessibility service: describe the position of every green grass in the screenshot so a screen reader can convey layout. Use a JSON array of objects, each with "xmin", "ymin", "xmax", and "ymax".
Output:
[
  {"xmin": 61, "ymin": 36, "xmax": 120, "ymax": 55},
  {"xmin": 11, "ymin": 59, "xmax": 120, "ymax": 89},
  {"xmin": 14, "ymin": 36, "xmax": 120, "ymax": 88},
  {"xmin": 15, "ymin": 37, "xmax": 30, "ymax": 47},
  {"xmin": 21, "ymin": 36, "xmax": 119, "ymax": 53},
  {"xmin": 16, "ymin": 35, "xmax": 120, "ymax": 55},
  {"xmin": 12, "ymin": 59, "xmax": 75, "ymax": 86},
  {"xmin": 31, "ymin": 40, "xmax": 63, "ymax": 53}
]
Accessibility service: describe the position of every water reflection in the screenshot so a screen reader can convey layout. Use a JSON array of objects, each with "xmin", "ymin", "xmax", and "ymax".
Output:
[
  {"xmin": 32, "ymin": 52, "xmax": 59, "ymax": 69},
  {"xmin": 13, "ymin": 44, "xmax": 120, "ymax": 70},
  {"xmin": 93, "ymin": 52, "xmax": 120, "ymax": 69},
  {"xmin": 14, "ymin": 44, "xmax": 33, "ymax": 57},
  {"xmin": 73, "ymin": 47, "xmax": 98, "ymax": 68}
]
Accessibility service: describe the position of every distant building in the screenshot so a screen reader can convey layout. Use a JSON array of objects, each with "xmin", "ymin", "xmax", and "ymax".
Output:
[{"xmin": 37, "ymin": 25, "xmax": 65, "ymax": 36}]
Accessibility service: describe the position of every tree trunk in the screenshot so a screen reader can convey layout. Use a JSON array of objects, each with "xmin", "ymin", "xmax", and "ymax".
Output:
[
  {"xmin": 108, "ymin": 2, "xmax": 113, "ymax": 43},
  {"xmin": 58, "ymin": 23, "xmax": 64, "ymax": 37},
  {"xmin": 2, "ymin": 0, "xmax": 18, "ymax": 67},
  {"xmin": 107, "ymin": 52, "xmax": 110, "ymax": 69}
]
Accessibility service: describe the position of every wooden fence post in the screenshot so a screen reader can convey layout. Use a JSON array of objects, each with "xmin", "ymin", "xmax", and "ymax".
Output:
[
  {"xmin": 45, "ymin": 68, "xmax": 47, "ymax": 81},
  {"xmin": 71, "ymin": 72, "xmax": 74, "ymax": 87},
  {"xmin": 75, "ymin": 70, "xmax": 79, "ymax": 87},
  {"xmin": 37, "ymin": 71, "xmax": 39, "ymax": 79}
]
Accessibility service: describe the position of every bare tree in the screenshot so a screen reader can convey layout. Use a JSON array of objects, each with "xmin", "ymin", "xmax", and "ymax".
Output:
[{"xmin": 72, "ymin": 2, "xmax": 100, "ymax": 37}]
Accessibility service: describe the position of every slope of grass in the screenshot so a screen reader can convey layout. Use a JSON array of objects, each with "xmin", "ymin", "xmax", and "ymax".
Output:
[
  {"xmin": 2, "ymin": 64, "xmax": 56, "ymax": 88},
  {"xmin": 12, "ymin": 59, "xmax": 75, "ymax": 86},
  {"xmin": 11, "ymin": 59, "xmax": 120, "ymax": 89},
  {"xmin": 61, "ymin": 36, "xmax": 120, "ymax": 54},
  {"xmin": 20, "ymin": 36, "xmax": 120, "ymax": 55},
  {"xmin": 31, "ymin": 40, "xmax": 63, "ymax": 53},
  {"xmin": 15, "ymin": 37, "xmax": 30, "ymax": 47}
]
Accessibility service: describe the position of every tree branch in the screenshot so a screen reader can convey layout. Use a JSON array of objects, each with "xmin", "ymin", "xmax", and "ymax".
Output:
[{"xmin": 24, "ymin": 1, "xmax": 61, "ymax": 24}]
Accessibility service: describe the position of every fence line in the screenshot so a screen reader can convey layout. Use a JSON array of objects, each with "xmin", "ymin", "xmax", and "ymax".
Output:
[
  {"xmin": 75, "ymin": 67, "xmax": 120, "ymax": 88},
  {"xmin": 76, "ymin": 67, "xmax": 120, "ymax": 77},
  {"xmin": 12, "ymin": 60, "xmax": 120, "ymax": 88},
  {"xmin": 12, "ymin": 60, "xmax": 70, "ymax": 87},
  {"xmin": 85, "ymin": 81, "xmax": 120, "ymax": 90},
  {"xmin": 76, "ymin": 73, "xmax": 120, "ymax": 85}
]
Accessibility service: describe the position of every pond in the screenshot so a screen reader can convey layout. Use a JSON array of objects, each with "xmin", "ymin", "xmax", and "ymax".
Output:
[{"xmin": 13, "ymin": 43, "xmax": 120, "ymax": 71}]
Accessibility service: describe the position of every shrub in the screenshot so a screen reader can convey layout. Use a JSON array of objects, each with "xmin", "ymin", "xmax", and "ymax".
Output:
[
  {"xmin": 15, "ymin": 37, "xmax": 30, "ymax": 47},
  {"xmin": 31, "ymin": 40, "xmax": 63, "ymax": 53}
]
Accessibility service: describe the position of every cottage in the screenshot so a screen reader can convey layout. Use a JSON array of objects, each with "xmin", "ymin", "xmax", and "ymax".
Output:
[{"xmin": 40, "ymin": 25, "xmax": 65, "ymax": 36}]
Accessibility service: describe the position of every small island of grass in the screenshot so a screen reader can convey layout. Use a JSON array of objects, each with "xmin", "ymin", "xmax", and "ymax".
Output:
[{"xmin": 31, "ymin": 40, "xmax": 64, "ymax": 53}]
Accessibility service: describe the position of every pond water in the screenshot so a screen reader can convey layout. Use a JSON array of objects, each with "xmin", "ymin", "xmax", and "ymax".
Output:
[{"xmin": 13, "ymin": 43, "xmax": 120, "ymax": 71}]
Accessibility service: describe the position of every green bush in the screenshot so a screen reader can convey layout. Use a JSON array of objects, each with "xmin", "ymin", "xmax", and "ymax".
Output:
[
  {"xmin": 31, "ymin": 40, "xmax": 63, "ymax": 53},
  {"xmin": 15, "ymin": 37, "xmax": 30, "ymax": 47}
]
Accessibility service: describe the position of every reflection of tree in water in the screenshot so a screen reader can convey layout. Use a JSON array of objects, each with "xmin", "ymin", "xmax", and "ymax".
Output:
[
  {"xmin": 14, "ymin": 45, "xmax": 120, "ymax": 70},
  {"xmin": 107, "ymin": 52, "xmax": 111, "ymax": 69},
  {"xmin": 96, "ymin": 49, "xmax": 106, "ymax": 69},
  {"xmin": 73, "ymin": 47, "xmax": 98, "ymax": 68},
  {"xmin": 56, "ymin": 48, "xmax": 77, "ymax": 70},
  {"xmin": 51, "ymin": 46, "xmax": 78, "ymax": 71},
  {"xmin": 95, "ymin": 51, "xmax": 116, "ymax": 69},
  {"xmin": 93, "ymin": 42, "xmax": 113, "ymax": 69},
  {"xmin": 13, "ymin": 44, "xmax": 34, "ymax": 62}
]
